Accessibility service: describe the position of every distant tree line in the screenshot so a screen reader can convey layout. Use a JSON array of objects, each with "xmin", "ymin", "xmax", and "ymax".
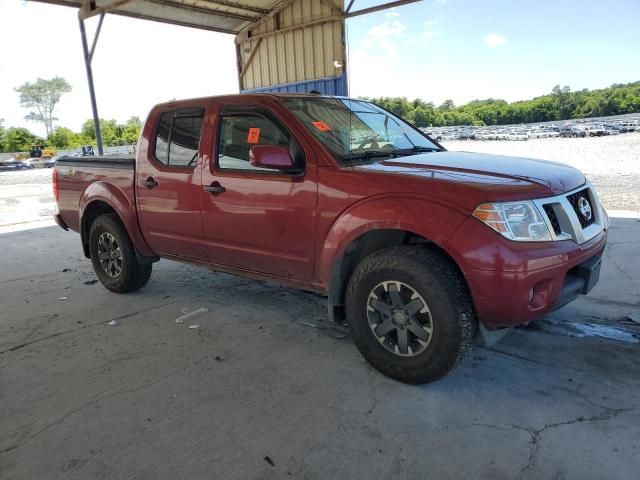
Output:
[
  {"xmin": 3, "ymin": 81, "xmax": 639, "ymax": 153},
  {"xmin": 0, "ymin": 117, "xmax": 142, "ymax": 153},
  {"xmin": 365, "ymin": 81, "xmax": 640, "ymax": 127}
]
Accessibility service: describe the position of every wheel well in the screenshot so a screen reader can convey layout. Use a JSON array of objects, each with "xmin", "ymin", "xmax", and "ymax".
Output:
[
  {"xmin": 328, "ymin": 229, "xmax": 468, "ymax": 323},
  {"xmin": 81, "ymin": 201, "xmax": 118, "ymax": 258}
]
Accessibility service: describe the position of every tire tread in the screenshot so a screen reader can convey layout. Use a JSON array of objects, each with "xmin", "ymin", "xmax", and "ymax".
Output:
[{"xmin": 345, "ymin": 246, "xmax": 477, "ymax": 384}]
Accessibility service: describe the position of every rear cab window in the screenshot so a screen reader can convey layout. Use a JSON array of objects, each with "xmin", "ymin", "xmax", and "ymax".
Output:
[{"xmin": 154, "ymin": 108, "xmax": 204, "ymax": 168}]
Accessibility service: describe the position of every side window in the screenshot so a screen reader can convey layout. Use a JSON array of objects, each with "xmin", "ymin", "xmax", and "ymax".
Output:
[
  {"xmin": 153, "ymin": 109, "xmax": 203, "ymax": 167},
  {"xmin": 170, "ymin": 115, "xmax": 203, "ymax": 166},
  {"xmin": 154, "ymin": 112, "xmax": 171, "ymax": 164},
  {"xmin": 218, "ymin": 112, "xmax": 290, "ymax": 171}
]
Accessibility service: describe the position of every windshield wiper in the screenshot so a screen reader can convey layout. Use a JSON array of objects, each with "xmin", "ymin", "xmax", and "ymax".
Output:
[
  {"xmin": 342, "ymin": 150, "xmax": 393, "ymax": 163},
  {"xmin": 395, "ymin": 146, "xmax": 440, "ymax": 155}
]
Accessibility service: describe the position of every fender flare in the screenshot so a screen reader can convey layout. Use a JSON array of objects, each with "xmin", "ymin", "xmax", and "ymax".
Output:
[
  {"xmin": 318, "ymin": 195, "xmax": 467, "ymax": 287},
  {"xmin": 79, "ymin": 181, "xmax": 155, "ymax": 258}
]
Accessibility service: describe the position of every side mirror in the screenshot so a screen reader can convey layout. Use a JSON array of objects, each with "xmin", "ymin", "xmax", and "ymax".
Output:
[{"xmin": 250, "ymin": 145, "xmax": 295, "ymax": 170}]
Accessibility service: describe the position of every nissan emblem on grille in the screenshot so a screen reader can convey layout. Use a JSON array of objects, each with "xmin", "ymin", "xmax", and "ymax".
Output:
[{"xmin": 578, "ymin": 196, "xmax": 592, "ymax": 221}]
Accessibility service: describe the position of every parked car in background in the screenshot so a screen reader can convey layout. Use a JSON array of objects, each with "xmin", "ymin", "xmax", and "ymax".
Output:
[
  {"xmin": 0, "ymin": 157, "xmax": 33, "ymax": 170},
  {"xmin": 414, "ymin": 114, "xmax": 640, "ymax": 142},
  {"xmin": 560, "ymin": 125, "xmax": 586, "ymax": 138},
  {"xmin": 23, "ymin": 157, "xmax": 50, "ymax": 168},
  {"xmin": 44, "ymin": 155, "xmax": 66, "ymax": 168}
]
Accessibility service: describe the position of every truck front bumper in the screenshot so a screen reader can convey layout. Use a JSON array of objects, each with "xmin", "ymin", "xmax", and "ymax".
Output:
[{"xmin": 446, "ymin": 217, "xmax": 608, "ymax": 328}]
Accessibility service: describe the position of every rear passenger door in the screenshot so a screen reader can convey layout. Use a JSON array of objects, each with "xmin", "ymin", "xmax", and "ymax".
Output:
[{"xmin": 136, "ymin": 107, "xmax": 207, "ymax": 260}]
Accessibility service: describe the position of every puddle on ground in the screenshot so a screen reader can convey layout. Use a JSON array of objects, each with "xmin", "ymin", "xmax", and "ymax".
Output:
[{"xmin": 532, "ymin": 318, "xmax": 639, "ymax": 344}]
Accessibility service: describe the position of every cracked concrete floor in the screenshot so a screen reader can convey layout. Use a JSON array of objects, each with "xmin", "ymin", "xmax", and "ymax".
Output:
[{"xmin": 1, "ymin": 218, "xmax": 640, "ymax": 480}]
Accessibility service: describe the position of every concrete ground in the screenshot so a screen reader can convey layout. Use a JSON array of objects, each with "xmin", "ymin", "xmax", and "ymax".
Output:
[{"xmin": 1, "ymin": 214, "xmax": 639, "ymax": 480}]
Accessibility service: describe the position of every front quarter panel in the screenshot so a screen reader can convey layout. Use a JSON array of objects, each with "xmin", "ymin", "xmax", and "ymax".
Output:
[{"xmin": 317, "ymin": 194, "xmax": 468, "ymax": 286}]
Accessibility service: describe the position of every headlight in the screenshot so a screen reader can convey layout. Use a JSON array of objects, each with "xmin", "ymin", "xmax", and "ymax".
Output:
[{"xmin": 473, "ymin": 201, "xmax": 552, "ymax": 242}]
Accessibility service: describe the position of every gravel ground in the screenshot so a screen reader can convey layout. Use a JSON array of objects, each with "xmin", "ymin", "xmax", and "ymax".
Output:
[
  {"xmin": 445, "ymin": 133, "xmax": 640, "ymax": 211},
  {"xmin": 0, "ymin": 168, "xmax": 56, "ymax": 232},
  {"xmin": 0, "ymin": 167, "xmax": 53, "ymax": 186}
]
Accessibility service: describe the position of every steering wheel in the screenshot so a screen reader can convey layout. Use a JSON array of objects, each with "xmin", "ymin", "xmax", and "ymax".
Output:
[{"xmin": 356, "ymin": 136, "xmax": 381, "ymax": 150}]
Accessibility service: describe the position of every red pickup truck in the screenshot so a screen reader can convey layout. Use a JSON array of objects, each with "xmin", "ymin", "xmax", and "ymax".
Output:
[{"xmin": 53, "ymin": 94, "xmax": 608, "ymax": 384}]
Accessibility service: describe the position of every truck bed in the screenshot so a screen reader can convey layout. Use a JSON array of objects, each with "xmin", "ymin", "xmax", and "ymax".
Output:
[
  {"xmin": 55, "ymin": 155, "xmax": 136, "ymax": 234},
  {"xmin": 56, "ymin": 155, "xmax": 135, "ymax": 168}
]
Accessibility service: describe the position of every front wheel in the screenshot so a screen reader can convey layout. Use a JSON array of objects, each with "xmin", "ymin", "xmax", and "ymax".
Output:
[
  {"xmin": 345, "ymin": 246, "xmax": 476, "ymax": 384},
  {"xmin": 89, "ymin": 214, "xmax": 152, "ymax": 293}
]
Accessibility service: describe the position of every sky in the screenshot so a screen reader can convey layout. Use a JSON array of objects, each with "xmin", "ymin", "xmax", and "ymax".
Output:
[{"xmin": 0, "ymin": 0, "xmax": 639, "ymax": 137}]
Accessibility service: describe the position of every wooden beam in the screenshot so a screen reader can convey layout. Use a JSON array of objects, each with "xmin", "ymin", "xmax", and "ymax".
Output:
[{"xmin": 345, "ymin": 0, "xmax": 420, "ymax": 18}]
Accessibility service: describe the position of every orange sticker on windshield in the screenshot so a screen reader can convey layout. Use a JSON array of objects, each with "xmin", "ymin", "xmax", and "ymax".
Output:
[
  {"xmin": 312, "ymin": 121, "xmax": 332, "ymax": 131},
  {"xmin": 247, "ymin": 127, "xmax": 260, "ymax": 144}
]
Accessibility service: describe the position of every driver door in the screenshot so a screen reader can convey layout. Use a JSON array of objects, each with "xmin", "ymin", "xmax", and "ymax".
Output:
[{"xmin": 200, "ymin": 103, "xmax": 318, "ymax": 281}]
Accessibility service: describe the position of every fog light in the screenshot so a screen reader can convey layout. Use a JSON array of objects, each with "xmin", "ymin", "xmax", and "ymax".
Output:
[{"xmin": 528, "ymin": 288, "xmax": 535, "ymax": 304}]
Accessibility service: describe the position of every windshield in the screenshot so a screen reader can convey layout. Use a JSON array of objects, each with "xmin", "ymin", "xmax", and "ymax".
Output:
[{"xmin": 282, "ymin": 97, "xmax": 441, "ymax": 163}]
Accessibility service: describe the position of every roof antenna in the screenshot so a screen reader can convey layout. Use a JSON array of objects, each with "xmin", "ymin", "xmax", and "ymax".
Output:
[{"xmin": 309, "ymin": 90, "xmax": 321, "ymax": 95}]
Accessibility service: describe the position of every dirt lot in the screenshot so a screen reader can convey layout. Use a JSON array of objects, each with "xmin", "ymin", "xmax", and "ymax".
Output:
[{"xmin": 446, "ymin": 133, "xmax": 640, "ymax": 212}]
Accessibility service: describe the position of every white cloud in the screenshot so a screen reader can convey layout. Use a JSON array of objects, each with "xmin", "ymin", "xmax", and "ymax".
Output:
[
  {"xmin": 424, "ymin": 20, "xmax": 438, "ymax": 28},
  {"xmin": 483, "ymin": 32, "xmax": 506, "ymax": 47},
  {"xmin": 360, "ymin": 19, "xmax": 407, "ymax": 59},
  {"xmin": 385, "ymin": 9, "xmax": 400, "ymax": 18}
]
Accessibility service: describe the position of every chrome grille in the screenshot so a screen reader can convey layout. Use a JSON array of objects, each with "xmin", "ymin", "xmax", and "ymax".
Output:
[
  {"xmin": 543, "ymin": 204, "xmax": 561, "ymax": 235},
  {"xmin": 533, "ymin": 183, "xmax": 605, "ymax": 245},
  {"xmin": 566, "ymin": 188, "xmax": 596, "ymax": 229}
]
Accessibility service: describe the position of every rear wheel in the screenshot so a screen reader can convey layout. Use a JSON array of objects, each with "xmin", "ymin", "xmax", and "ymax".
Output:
[
  {"xmin": 89, "ymin": 214, "xmax": 152, "ymax": 293},
  {"xmin": 345, "ymin": 246, "xmax": 476, "ymax": 384}
]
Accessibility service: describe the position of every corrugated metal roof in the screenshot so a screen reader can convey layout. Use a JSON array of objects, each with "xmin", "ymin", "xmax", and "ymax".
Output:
[
  {"xmin": 31, "ymin": 0, "xmax": 286, "ymax": 33},
  {"xmin": 32, "ymin": 1, "xmax": 421, "ymax": 33}
]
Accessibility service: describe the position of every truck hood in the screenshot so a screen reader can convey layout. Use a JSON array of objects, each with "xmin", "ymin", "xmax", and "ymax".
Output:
[{"xmin": 361, "ymin": 151, "xmax": 585, "ymax": 196}]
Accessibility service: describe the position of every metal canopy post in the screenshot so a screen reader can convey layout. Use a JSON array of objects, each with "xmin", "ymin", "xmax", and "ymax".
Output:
[{"xmin": 79, "ymin": 12, "xmax": 105, "ymax": 155}]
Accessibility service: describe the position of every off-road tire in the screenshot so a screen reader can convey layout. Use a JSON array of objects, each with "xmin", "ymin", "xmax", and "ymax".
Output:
[
  {"xmin": 89, "ymin": 213, "xmax": 152, "ymax": 293},
  {"xmin": 345, "ymin": 246, "xmax": 476, "ymax": 384}
]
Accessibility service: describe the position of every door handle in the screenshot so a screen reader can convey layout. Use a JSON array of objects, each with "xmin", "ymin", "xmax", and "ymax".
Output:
[
  {"xmin": 140, "ymin": 177, "xmax": 158, "ymax": 189},
  {"xmin": 203, "ymin": 183, "xmax": 226, "ymax": 194}
]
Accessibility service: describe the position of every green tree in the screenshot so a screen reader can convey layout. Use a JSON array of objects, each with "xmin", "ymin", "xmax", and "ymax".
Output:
[
  {"xmin": 81, "ymin": 117, "xmax": 142, "ymax": 146},
  {"xmin": 367, "ymin": 81, "xmax": 640, "ymax": 127},
  {"xmin": 0, "ymin": 119, "xmax": 5, "ymax": 152},
  {"xmin": 3, "ymin": 127, "xmax": 41, "ymax": 152},
  {"xmin": 121, "ymin": 116, "xmax": 142, "ymax": 144},
  {"xmin": 81, "ymin": 119, "xmax": 122, "ymax": 147},
  {"xmin": 15, "ymin": 77, "xmax": 72, "ymax": 137},
  {"xmin": 48, "ymin": 127, "xmax": 83, "ymax": 149},
  {"xmin": 438, "ymin": 99, "xmax": 455, "ymax": 111}
]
